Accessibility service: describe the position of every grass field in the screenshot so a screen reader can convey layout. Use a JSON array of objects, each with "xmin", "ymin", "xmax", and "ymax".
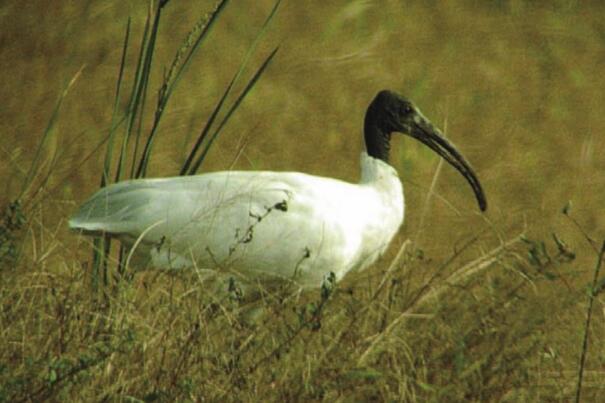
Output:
[{"xmin": 1, "ymin": 0, "xmax": 604, "ymax": 401}]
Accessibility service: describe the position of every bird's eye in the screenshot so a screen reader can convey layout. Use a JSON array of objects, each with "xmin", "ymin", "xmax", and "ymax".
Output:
[{"xmin": 401, "ymin": 104, "xmax": 413, "ymax": 115}]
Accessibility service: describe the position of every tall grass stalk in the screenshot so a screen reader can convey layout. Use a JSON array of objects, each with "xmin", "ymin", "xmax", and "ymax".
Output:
[
  {"xmin": 116, "ymin": 2, "xmax": 154, "ymax": 183},
  {"xmin": 575, "ymin": 240, "xmax": 605, "ymax": 403},
  {"xmin": 135, "ymin": 0, "xmax": 231, "ymax": 178},
  {"xmin": 18, "ymin": 67, "xmax": 84, "ymax": 205},
  {"xmin": 181, "ymin": 0, "xmax": 281, "ymax": 175},
  {"xmin": 415, "ymin": 115, "xmax": 449, "ymax": 241},
  {"xmin": 187, "ymin": 46, "xmax": 280, "ymax": 174},
  {"xmin": 102, "ymin": 18, "xmax": 131, "ymax": 188},
  {"xmin": 88, "ymin": 0, "xmax": 280, "ymax": 291}
]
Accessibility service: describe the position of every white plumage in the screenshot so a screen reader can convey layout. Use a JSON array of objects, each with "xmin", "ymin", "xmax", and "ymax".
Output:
[
  {"xmin": 70, "ymin": 153, "xmax": 402, "ymax": 286},
  {"xmin": 70, "ymin": 90, "xmax": 486, "ymax": 287}
]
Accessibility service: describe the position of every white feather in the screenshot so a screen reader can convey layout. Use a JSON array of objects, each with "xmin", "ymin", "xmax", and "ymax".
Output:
[{"xmin": 69, "ymin": 152, "xmax": 404, "ymax": 287}]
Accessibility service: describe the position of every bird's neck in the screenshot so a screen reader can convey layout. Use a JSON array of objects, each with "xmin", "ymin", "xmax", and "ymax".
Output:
[{"xmin": 364, "ymin": 115, "xmax": 391, "ymax": 163}]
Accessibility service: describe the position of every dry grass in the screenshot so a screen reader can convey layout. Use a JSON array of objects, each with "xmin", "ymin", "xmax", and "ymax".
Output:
[
  {"xmin": 2, "ymin": 0, "xmax": 605, "ymax": 401},
  {"xmin": 0, "ymin": 216, "xmax": 594, "ymax": 401}
]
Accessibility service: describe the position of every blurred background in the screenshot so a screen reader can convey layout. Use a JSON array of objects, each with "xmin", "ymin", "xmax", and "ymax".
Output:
[
  {"xmin": 2, "ymin": 0, "xmax": 604, "ymax": 248},
  {"xmin": 1, "ymin": 0, "xmax": 604, "ymax": 400}
]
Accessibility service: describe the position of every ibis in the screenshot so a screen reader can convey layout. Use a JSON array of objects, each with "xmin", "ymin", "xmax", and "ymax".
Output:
[{"xmin": 69, "ymin": 90, "xmax": 487, "ymax": 287}]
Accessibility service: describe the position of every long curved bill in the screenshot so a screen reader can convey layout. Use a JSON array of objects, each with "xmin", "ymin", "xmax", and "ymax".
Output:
[{"xmin": 408, "ymin": 113, "xmax": 487, "ymax": 211}]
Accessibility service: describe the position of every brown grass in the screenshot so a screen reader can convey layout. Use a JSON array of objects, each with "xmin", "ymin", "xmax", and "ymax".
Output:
[{"xmin": 1, "ymin": 0, "xmax": 605, "ymax": 401}]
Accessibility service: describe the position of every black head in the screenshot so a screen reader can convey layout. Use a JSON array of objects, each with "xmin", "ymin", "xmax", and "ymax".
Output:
[
  {"xmin": 366, "ymin": 90, "xmax": 419, "ymax": 134},
  {"xmin": 364, "ymin": 89, "xmax": 487, "ymax": 212}
]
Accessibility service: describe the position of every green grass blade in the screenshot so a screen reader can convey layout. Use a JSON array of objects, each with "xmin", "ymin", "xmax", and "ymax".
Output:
[
  {"xmin": 91, "ymin": 18, "xmax": 131, "ymax": 292},
  {"xmin": 136, "ymin": 0, "xmax": 231, "ymax": 178},
  {"xmin": 129, "ymin": 74, "xmax": 150, "ymax": 178},
  {"xmin": 183, "ymin": 0, "xmax": 281, "ymax": 175},
  {"xmin": 162, "ymin": 0, "xmax": 230, "ymax": 104},
  {"xmin": 125, "ymin": 4, "xmax": 163, "ymax": 180},
  {"xmin": 105, "ymin": 3, "xmax": 165, "ymax": 288},
  {"xmin": 114, "ymin": 1, "xmax": 164, "ymax": 182},
  {"xmin": 18, "ymin": 66, "xmax": 84, "ymax": 202},
  {"xmin": 127, "ymin": 5, "xmax": 164, "ymax": 179},
  {"xmin": 43, "ymin": 121, "xmax": 125, "ymax": 199},
  {"xmin": 179, "ymin": 74, "xmax": 237, "ymax": 176},
  {"xmin": 575, "ymin": 241, "xmax": 605, "ymax": 403},
  {"xmin": 113, "ymin": 6, "xmax": 152, "ymax": 183},
  {"xmin": 101, "ymin": 17, "xmax": 131, "ymax": 188},
  {"xmin": 189, "ymin": 46, "xmax": 279, "ymax": 175}
]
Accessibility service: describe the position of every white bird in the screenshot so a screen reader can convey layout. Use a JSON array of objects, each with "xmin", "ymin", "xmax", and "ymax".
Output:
[{"xmin": 69, "ymin": 90, "xmax": 486, "ymax": 288}]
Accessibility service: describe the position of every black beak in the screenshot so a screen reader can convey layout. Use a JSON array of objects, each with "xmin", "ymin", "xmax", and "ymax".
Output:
[{"xmin": 405, "ymin": 113, "xmax": 487, "ymax": 212}]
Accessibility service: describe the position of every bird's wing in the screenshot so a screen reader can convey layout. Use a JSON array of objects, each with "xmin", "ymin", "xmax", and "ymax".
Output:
[{"xmin": 69, "ymin": 171, "xmax": 293, "ymax": 241}]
